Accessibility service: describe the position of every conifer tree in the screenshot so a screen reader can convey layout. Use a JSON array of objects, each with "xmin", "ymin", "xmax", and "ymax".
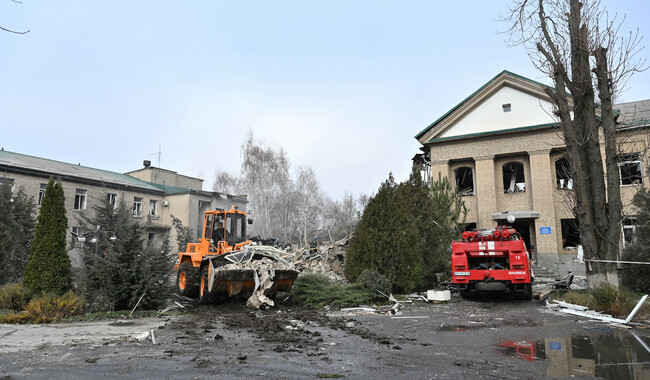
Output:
[
  {"xmin": 345, "ymin": 174, "xmax": 423, "ymax": 293},
  {"xmin": 83, "ymin": 197, "xmax": 173, "ymax": 311},
  {"xmin": 428, "ymin": 173, "xmax": 468, "ymax": 278},
  {"xmin": 23, "ymin": 178, "xmax": 72, "ymax": 295}
]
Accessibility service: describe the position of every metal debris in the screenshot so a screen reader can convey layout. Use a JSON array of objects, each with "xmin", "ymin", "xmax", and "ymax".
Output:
[{"xmin": 547, "ymin": 294, "xmax": 648, "ymax": 326}]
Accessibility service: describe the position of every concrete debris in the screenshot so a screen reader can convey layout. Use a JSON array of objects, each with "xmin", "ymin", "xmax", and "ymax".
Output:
[
  {"xmin": 280, "ymin": 235, "xmax": 351, "ymax": 283},
  {"xmin": 426, "ymin": 290, "xmax": 450, "ymax": 303}
]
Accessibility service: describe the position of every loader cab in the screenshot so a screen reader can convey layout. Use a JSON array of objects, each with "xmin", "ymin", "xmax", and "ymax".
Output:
[{"xmin": 203, "ymin": 210, "xmax": 248, "ymax": 252}]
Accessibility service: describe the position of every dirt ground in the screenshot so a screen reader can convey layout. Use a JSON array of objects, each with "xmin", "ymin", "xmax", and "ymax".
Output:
[{"xmin": 1, "ymin": 294, "xmax": 649, "ymax": 379}]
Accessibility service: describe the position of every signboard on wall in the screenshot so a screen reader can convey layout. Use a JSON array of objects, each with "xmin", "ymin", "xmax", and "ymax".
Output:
[{"xmin": 540, "ymin": 227, "xmax": 552, "ymax": 235}]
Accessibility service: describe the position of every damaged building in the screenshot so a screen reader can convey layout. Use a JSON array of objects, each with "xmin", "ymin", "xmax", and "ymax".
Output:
[
  {"xmin": 0, "ymin": 150, "xmax": 246, "ymax": 266},
  {"xmin": 414, "ymin": 70, "xmax": 650, "ymax": 275}
]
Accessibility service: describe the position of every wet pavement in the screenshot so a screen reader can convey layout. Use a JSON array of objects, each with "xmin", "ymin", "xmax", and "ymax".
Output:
[
  {"xmin": 497, "ymin": 328, "xmax": 650, "ymax": 379},
  {"xmin": 0, "ymin": 295, "xmax": 648, "ymax": 379}
]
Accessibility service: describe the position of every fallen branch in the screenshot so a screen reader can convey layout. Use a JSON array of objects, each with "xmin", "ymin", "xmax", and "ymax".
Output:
[{"xmin": 129, "ymin": 292, "xmax": 146, "ymax": 318}]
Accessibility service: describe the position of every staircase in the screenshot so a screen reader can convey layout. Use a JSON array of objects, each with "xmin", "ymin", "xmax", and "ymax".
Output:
[{"xmin": 532, "ymin": 264, "xmax": 557, "ymax": 286}]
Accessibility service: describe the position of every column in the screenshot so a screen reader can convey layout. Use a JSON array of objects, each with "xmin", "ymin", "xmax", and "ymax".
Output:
[
  {"xmin": 475, "ymin": 155, "xmax": 497, "ymax": 228},
  {"xmin": 529, "ymin": 150, "xmax": 557, "ymax": 256}
]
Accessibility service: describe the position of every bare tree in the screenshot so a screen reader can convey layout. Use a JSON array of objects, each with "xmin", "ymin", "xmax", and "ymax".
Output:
[
  {"xmin": 212, "ymin": 170, "xmax": 240, "ymax": 195},
  {"xmin": 2, "ymin": 0, "xmax": 30, "ymax": 34},
  {"xmin": 238, "ymin": 131, "xmax": 291, "ymax": 238},
  {"xmin": 292, "ymin": 166, "xmax": 323, "ymax": 247},
  {"xmin": 503, "ymin": 0, "xmax": 646, "ymax": 286}
]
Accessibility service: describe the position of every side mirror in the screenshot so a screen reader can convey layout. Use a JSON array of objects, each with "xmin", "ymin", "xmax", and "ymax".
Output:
[{"xmin": 247, "ymin": 218, "xmax": 253, "ymax": 225}]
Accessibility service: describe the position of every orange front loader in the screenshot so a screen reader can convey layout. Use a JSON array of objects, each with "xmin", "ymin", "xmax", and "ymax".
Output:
[{"xmin": 174, "ymin": 208, "xmax": 298, "ymax": 304}]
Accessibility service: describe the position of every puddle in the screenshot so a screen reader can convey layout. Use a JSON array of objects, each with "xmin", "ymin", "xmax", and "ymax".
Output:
[{"xmin": 497, "ymin": 329, "xmax": 650, "ymax": 379}]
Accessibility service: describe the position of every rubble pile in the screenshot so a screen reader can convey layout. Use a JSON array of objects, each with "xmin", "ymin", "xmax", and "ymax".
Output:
[{"xmin": 279, "ymin": 235, "xmax": 351, "ymax": 283}]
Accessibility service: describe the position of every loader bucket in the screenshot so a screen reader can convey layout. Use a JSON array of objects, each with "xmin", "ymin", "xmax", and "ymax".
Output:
[{"xmin": 211, "ymin": 268, "xmax": 298, "ymax": 297}]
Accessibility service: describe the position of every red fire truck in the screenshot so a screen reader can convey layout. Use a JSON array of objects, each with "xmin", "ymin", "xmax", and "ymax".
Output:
[{"xmin": 451, "ymin": 225, "xmax": 533, "ymax": 299}]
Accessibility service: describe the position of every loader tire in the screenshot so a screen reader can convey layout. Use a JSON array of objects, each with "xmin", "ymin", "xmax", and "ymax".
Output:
[
  {"xmin": 177, "ymin": 263, "xmax": 199, "ymax": 298},
  {"xmin": 199, "ymin": 266, "xmax": 217, "ymax": 305}
]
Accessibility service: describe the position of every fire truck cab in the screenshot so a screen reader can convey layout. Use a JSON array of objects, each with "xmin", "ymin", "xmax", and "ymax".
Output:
[{"xmin": 451, "ymin": 225, "xmax": 534, "ymax": 300}]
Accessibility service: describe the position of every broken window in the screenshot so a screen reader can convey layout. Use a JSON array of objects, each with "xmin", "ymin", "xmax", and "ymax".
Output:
[
  {"xmin": 502, "ymin": 161, "xmax": 525, "ymax": 193},
  {"xmin": 38, "ymin": 183, "xmax": 47, "ymax": 205},
  {"xmin": 618, "ymin": 153, "xmax": 643, "ymax": 185},
  {"xmin": 147, "ymin": 232, "xmax": 156, "ymax": 247},
  {"xmin": 0, "ymin": 178, "xmax": 15, "ymax": 194},
  {"xmin": 622, "ymin": 216, "xmax": 637, "ymax": 248},
  {"xmin": 74, "ymin": 189, "xmax": 87, "ymax": 210},
  {"xmin": 561, "ymin": 218, "xmax": 580, "ymax": 248},
  {"xmin": 454, "ymin": 166, "xmax": 474, "ymax": 196},
  {"xmin": 107, "ymin": 193, "xmax": 117, "ymax": 209},
  {"xmin": 149, "ymin": 199, "xmax": 158, "ymax": 217},
  {"xmin": 555, "ymin": 157, "xmax": 573, "ymax": 189},
  {"xmin": 132, "ymin": 197, "xmax": 143, "ymax": 216}
]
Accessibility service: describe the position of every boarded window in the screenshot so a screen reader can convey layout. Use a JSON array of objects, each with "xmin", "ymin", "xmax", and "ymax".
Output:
[
  {"xmin": 618, "ymin": 153, "xmax": 643, "ymax": 185},
  {"xmin": 503, "ymin": 161, "xmax": 525, "ymax": 193},
  {"xmin": 454, "ymin": 166, "xmax": 474, "ymax": 196}
]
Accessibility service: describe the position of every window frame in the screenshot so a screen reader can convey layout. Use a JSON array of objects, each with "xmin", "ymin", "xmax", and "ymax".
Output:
[
  {"xmin": 618, "ymin": 153, "xmax": 643, "ymax": 185},
  {"xmin": 149, "ymin": 199, "xmax": 158, "ymax": 217},
  {"xmin": 502, "ymin": 161, "xmax": 526, "ymax": 193},
  {"xmin": 454, "ymin": 166, "xmax": 475, "ymax": 196},
  {"xmin": 622, "ymin": 216, "xmax": 637, "ymax": 248},
  {"xmin": 38, "ymin": 183, "xmax": 47, "ymax": 205},
  {"xmin": 0, "ymin": 178, "xmax": 15, "ymax": 194},
  {"xmin": 132, "ymin": 197, "xmax": 143, "ymax": 216},
  {"xmin": 107, "ymin": 193, "xmax": 117, "ymax": 209},
  {"xmin": 74, "ymin": 189, "xmax": 87, "ymax": 210}
]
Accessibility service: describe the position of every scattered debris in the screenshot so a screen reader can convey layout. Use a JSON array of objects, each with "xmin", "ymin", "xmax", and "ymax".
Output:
[
  {"xmin": 547, "ymin": 294, "xmax": 648, "ymax": 326},
  {"xmin": 283, "ymin": 235, "xmax": 351, "ymax": 283},
  {"xmin": 426, "ymin": 290, "xmax": 450, "ymax": 303},
  {"xmin": 552, "ymin": 272, "xmax": 574, "ymax": 289}
]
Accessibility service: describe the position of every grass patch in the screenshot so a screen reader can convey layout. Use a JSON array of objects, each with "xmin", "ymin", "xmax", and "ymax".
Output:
[
  {"xmin": 288, "ymin": 273, "xmax": 381, "ymax": 309},
  {"xmin": 0, "ymin": 283, "xmax": 32, "ymax": 311},
  {"xmin": 0, "ymin": 291, "xmax": 85, "ymax": 323}
]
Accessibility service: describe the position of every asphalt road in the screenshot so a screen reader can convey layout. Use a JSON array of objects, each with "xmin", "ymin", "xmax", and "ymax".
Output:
[{"xmin": 1, "ymin": 295, "xmax": 649, "ymax": 379}]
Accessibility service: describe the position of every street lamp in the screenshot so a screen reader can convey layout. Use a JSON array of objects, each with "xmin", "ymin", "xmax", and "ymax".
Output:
[{"xmin": 74, "ymin": 225, "xmax": 117, "ymax": 256}]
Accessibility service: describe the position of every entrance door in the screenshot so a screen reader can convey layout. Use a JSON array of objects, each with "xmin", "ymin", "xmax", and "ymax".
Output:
[{"xmin": 505, "ymin": 220, "xmax": 533, "ymax": 252}]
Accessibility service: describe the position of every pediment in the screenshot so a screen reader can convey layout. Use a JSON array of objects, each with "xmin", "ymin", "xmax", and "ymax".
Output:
[{"xmin": 416, "ymin": 71, "xmax": 557, "ymax": 144}]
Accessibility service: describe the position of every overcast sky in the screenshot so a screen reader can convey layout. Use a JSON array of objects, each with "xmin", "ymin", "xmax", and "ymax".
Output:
[{"xmin": 2, "ymin": 1, "xmax": 649, "ymax": 200}]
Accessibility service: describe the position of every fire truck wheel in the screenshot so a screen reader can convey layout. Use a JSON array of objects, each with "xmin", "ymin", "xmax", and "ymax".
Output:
[
  {"xmin": 460, "ymin": 289, "xmax": 477, "ymax": 299},
  {"xmin": 522, "ymin": 284, "xmax": 533, "ymax": 300},
  {"xmin": 177, "ymin": 263, "xmax": 199, "ymax": 298}
]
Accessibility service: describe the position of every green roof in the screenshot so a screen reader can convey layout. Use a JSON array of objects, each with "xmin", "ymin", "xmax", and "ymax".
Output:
[
  {"xmin": 428, "ymin": 122, "xmax": 558, "ymax": 143},
  {"xmin": 0, "ymin": 149, "xmax": 163, "ymax": 193}
]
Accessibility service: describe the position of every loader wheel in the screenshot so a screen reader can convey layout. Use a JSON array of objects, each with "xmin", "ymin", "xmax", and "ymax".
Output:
[
  {"xmin": 199, "ymin": 266, "xmax": 216, "ymax": 305},
  {"xmin": 177, "ymin": 263, "xmax": 199, "ymax": 298}
]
